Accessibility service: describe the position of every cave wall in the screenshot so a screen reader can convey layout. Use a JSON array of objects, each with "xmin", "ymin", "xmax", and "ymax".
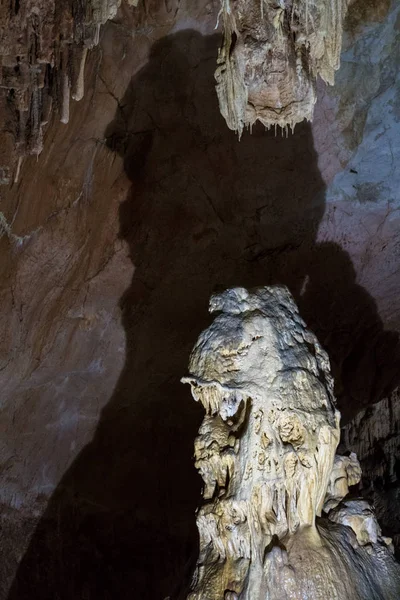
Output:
[
  {"xmin": 342, "ymin": 387, "xmax": 400, "ymax": 556},
  {"xmin": 0, "ymin": 1, "xmax": 399, "ymax": 598},
  {"xmin": 310, "ymin": 0, "xmax": 400, "ymax": 419}
]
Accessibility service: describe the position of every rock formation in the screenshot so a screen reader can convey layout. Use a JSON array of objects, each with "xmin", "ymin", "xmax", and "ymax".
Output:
[
  {"xmin": 183, "ymin": 286, "xmax": 400, "ymax": 599},
  {"xmin": 216, "ymin": 0, "xmax": 349, "ymax": 136},
  {"xmin": 1, "ymin": 2, "xmax": 400, "ymax": 598},
  {"xmin": 342, "ymin": 388, "xmax": 400, "ymax": 557},
  {"xmin": 0, "ymin": 0, "xmax": 350, "ymax": 165},
  {"xmin": 0, "ymin": 0, "xmax": 137, "ymax": 161}
]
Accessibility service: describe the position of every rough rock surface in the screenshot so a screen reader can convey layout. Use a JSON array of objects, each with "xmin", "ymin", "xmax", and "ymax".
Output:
[
  {"xmin": 183, "ymin": 285, "xmax": 400, "ymax": 599},
  {"xmin": 323, "ymin": 452, "xmax": 361, "ymax": 511},
  {"xmin": 342, "ymin": 387, "xmax": 400, "ymax": 557},
  {"xmin": 0, "ymin": 1, "xmax": 399, "ymax": 599},
  {"xmin": 216, "ymin": 0, "xmax": 349, "ymax": 135},
  {"xmin": 0, "ymin": 0, "xmax": 132, "ymax": 164}
]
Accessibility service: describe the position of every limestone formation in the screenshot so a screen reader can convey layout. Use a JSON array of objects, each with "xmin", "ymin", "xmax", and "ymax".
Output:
[
  {"xmin": 0, "ymin": 0, "xmax": 350, "ymax": 162},
  {"xmin": 328, "ymin": 499, "xmax": 392, "ymax": 549},
  {"xmin": 0, "ymin": 0, "xmax": 135, "ymax": 159},
  {"xmin": 323, "ymin": 452, "xmax": 361, "ymax": 512},
  {"xmin": 342, "ymin": 388, "xmax": 400, "ymax": 556},
  {"xmin": 215, "ymin": 0, "xmax": 349, "ymax": 136},
  {"xmin": 183, "ymin": 286, "xmax": 400, "ymax": 599}
]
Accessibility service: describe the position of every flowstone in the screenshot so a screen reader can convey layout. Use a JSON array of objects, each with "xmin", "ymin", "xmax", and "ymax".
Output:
[{"xmin": 182, "ymin": 286, "xmax": 400, "ymax": 599}]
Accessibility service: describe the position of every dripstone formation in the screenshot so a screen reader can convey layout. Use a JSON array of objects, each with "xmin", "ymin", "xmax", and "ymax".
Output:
[
  {"xmin": 342, "ymin": 388, "xmax": 400, "ymax": 557},
  {"xmin": 0, "ymin": 0, "xmax": 137, "ymax": 160},
  {"xmin": 183, "ymin": 286, "xmax": 400, "ymax": 599},
  {"xmin": 216, "ymin": 0, "xmax": 349, "ymax": 136},
  {"xmin": 0, "ymin": 0, "xmax": 349, "ymax": 172}
]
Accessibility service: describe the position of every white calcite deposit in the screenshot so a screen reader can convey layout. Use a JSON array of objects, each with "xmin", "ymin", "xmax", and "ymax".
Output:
[
  {"xmin": 183, "ymin": 286, "xmax": 400, "ymax": 599},
  {"xmin": 215, "ymin": 0, "xmax": 349, "ymax": 136}
]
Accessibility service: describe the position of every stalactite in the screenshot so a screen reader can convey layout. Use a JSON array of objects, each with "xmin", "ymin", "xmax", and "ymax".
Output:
[
  {"xmin": 215, "ymin": 0, "xmax": 349, "ymax": 137},
  {"xmin": 71, "ymin": 47, "xmax": 89, "ymax": 101},
  {"xmin": 183, "ymin": 286, "xmax": 400, "ymax": 599},
  {"xmin": 0, "ymin": 0, "xmax": 138, "ymax": 164}
]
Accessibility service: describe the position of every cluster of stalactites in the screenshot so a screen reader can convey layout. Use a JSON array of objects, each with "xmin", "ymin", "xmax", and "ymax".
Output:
[
  {"xmin": 215, "ymin": 0, "xmax": 349, "ymax": 137},
  {"xmin": 0, "ymin": 0, "xmax": 138, "ymax": 159}
]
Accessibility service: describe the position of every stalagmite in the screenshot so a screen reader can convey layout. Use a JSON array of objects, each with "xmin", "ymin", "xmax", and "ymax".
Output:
[
  {"xmin": 215, "ymin": 0, "xmax": 349, "ymax": 136},
  {"xmin": 182, "ymin": 286, "xmax": 400, "ymax": 599}
]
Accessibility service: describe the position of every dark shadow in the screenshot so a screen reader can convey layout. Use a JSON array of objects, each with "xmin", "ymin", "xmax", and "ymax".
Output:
[{"xmin": 8, "ymin": 29, "xmax": 400, "ymax": 600}]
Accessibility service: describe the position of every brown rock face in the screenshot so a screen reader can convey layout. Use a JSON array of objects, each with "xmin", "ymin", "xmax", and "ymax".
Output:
[
  {"xmin": 0, "ymin": 0, "xmax": 122, "ymax": 163},
  {"xmin": 0, "ymin": 1, "xmax": 399, "ymax": 599}
]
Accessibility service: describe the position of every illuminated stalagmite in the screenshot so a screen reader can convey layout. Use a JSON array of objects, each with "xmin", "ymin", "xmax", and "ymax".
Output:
[
  {"xmin": 215, "ymin": 0, "xmax": 349, "ymax": 136},
  {"xmin": 182, "ymin": 286, "xmax": 400, "ymax": 599}
]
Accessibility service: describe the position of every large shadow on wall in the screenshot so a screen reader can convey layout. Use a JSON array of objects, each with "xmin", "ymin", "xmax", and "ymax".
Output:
[{"xmin": 8, "ymin": 30, "xmax": 400, "ymax": 600}]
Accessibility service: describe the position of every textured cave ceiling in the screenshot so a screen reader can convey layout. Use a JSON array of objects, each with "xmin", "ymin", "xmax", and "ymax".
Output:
[{"xmin": 0, "ymin": 1, "xmax": 399, "ymax": 599}]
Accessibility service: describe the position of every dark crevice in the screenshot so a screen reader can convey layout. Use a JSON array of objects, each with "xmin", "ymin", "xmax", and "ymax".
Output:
[{"xmin": 229, "ymin": 31, "xmax": 237, "ymax": 58}]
